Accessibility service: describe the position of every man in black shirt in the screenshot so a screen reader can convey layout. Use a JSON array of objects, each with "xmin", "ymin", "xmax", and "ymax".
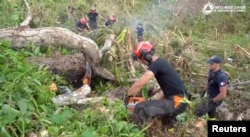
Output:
[
  {"xmin": 87, "ymin": 7, "xmax": 98, "ymax": 30},
  {"xmin": 128, "ymin": 41, "xmax": 188, "ymax": 130}
]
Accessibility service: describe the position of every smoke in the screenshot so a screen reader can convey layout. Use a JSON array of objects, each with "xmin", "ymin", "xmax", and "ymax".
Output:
[
  {"xmin": 126, "ymin": 0, "xmax": 243, "ymax": 34},
  {"xmin": 127, "ymin": 0, "xmax": 175, "ymax": 34}
]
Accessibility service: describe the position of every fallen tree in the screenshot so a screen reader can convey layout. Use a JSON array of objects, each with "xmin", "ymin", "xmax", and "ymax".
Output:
[
  {"xmin": 0, "ymin": 0, "xmax": 116, "ymax": 82},
  {"xmin": 0, "ymin": 27, "xmax": 115, "ymax": 80}
]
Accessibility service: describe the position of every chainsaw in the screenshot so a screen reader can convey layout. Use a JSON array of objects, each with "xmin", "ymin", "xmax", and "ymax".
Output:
[{"xmin": 125, "ymin": 96, "xmax": 146, "ymax": 113}]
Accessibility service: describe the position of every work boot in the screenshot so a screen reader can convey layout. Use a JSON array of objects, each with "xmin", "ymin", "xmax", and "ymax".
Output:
[
  {"xmin": 167, "ymin": 119, "xmax": 176, "ymax": 133},
  {"xmin": 162, "ymin": 116, "xmax": 176, "ymax": 133},
  {"xmin": 167, "ymin": 127, "xmax": 175, "ymax": 133}
]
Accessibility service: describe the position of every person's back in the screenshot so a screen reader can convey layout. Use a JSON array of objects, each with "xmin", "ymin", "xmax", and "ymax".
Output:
[
  {"xmin": 128, "ymin": 41, "xmax": 188, "ymax": 130},
  {"xmin": 148, "ymin": 58, "xmax": 185, "ymax": 97},
  {"xmin": 104, "ymin": 20, "xmax": 111, "ymax": 27},
  {"xmin": 76, "ymin": 18, "xmax": 89, "ymax": 32},
  {"xmin": 136, "ymin": 24, "xmax": 144, "ymax": 41},
  {"xmin": 136, "ymin": 26, "xmax": 144, "ymax": 36},
  {"xmin": 76, "ymin": 20, "xmax": 83, "ymax": 28},
  {"xmin": 104, "ymin": 16, "xmax": 116, "ymax": 27}
]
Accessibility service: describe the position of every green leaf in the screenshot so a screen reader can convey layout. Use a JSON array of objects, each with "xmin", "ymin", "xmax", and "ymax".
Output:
[
  {"xmin": 81, "ymin": 128, "xmax": 97, "ymax": 137},
  {"xmin": 0, "ymin": 41, "xmax": 10, "ymax": 48},
  {"xmin": 27, "ymin": 102, "xmax": 35, "ymax": 111},
  {"xmin": 1, "ymin": 104, "xmax": 19, "ymax": 124},
  {"xmin": 16, "ymin": 119, "xmax": 25, "ymax": 134},
  {"xmin": 49, "ymin": 114, "xmax": 66, "ymax": 125},
  {"xmin": 117, "ymin": 121, "xmax": 125, "ymax": 132},
  {"xmin": 33, "ymin": 78, "xmax": 42, "ymax": 86},
  {"xmin": 17, "ymin": 99, "xmax": 28, "ymax": 113},
  {"xmin": 61, "ymin": 109, "xmax": 74, "ymax": 118},
  {"xmin": 0, "ymin": 75, "xmax": 5, "ymax": 84},
  {"xmin": 1, "ymin": 127, "xmax": 11, "ymax": 137},
  {"xmin": 48, "ymin": 126, "xmax": 59, "ymax": 136},
  {"xmin": 98, "ymin": 126, "xmax": 109, "ymax": 134},
  {"xmin": 22, "ymin": 86, "xmax": 33, "ymax": 93},
  {"xmin": 23, "ymin": 112, "xmax": 33, "ymax": 123}
]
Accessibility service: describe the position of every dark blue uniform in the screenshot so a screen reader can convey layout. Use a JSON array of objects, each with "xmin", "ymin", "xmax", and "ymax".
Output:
[
  {"xmin": 136, "ymin": 25, "xmax": 144, "ymax": 42},
  {"xmin": 87, "ymin": 12, "xmax": 98, "ymax": 30},
  {"xmin": 195, "ymin": 69, "xmax": 228, "ymax": 118},
  {"xmin": 207, "ymin": 69, "xmax": 228, "ymax": 98},
  {"xmin": 76, "ymin": 20, "xmax": 89, "ymax": 30},
  {"xmin": 104, "ymin": 20, "xmax": 112, "ymax": 27}
]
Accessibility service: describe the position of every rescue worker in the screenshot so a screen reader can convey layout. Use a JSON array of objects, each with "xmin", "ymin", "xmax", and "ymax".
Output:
[
  {"xmin": 195, "ymin": 55, "xmax": 228, "ymax": 120},
  {"xmin": 87, "ymin": 7, "xmax": 99, "ymax": 30},
  {"xmin": 104, "ymin": 15, "xmax": 116, "ymax": 27},
  {"xmin": 127, "ymin": 41, "xmax": 189, "ymax": 130},
  {"xmin": 136, "ymin": 23, "xmax": 144, "ymax": 42},
  {"xmin": 76, "ymin": 18, "xmax": 89, "ymax": 32}
]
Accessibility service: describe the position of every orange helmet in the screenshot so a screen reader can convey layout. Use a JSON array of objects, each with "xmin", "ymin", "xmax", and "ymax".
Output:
[
  {"xmin": 109, "ymin": 15, "xmax": 116, "ymax": 22},
  {"xmin": 80, "ymin": 18, "xmax": 87, "ymax": 24},
  {"xmin": 132, "ymin": 41, "xmax": 154, "ymax": 61}
]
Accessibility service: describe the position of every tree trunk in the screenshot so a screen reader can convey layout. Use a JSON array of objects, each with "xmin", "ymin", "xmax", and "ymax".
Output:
[
  {"xmin": 26, "ymin": 53, "xmax": 88, "ymax": 87},
  {"xmin": 0, "ymin": 27, "xmax": 115, "ymax": 80}
]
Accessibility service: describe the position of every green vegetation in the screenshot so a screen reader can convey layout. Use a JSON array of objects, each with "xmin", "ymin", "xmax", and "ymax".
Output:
[{"xmin": 0, "ymin": 42, "xmax": 143, "ymax": 136}]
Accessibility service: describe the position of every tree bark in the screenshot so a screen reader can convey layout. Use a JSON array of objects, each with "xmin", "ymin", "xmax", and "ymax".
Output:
[
  {"xmin": 26, "ymin": 53, "xmax": 88, "ymax": 87},
  {"xmin": 0, "ymin": 27, "xmax": 115, "ymax": 80},
  {"xmin": 20, "ymin": 0, "xmax": 32, "ymax": 27},
  {"xmin": 229, "ymin": 80, "xmax": 250, "ymax": 87}
]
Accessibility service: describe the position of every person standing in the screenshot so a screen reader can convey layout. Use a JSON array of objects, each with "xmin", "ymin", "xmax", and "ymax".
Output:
[
  {"xmin": 87, "ymin": 7, "xmax": 99, "ymax": 30},
  {"xmin": 195, "ymin": 55, "xmax": 228, "ymax": 120},
  {"xmin": 136, "ymin": 23, "xmax": 144, "ymax": 42}
]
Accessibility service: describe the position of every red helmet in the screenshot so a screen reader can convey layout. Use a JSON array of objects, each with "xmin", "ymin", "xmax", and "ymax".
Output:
[
  {"xmin": 80, "ymin": 18, "xmax": 87, "ymax": 24},
  {"xmin": 109, "ymin": 16, "xmax": 116, "ymax": 22},
  {"xmin": 132, "ymin": 41, "xmax": 154, "ymax": 60}
]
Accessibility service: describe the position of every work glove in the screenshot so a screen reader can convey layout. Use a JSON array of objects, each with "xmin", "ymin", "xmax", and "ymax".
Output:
[{"xmin": 208, "ymin": 99, "xmax": 218, "ymax": 107}]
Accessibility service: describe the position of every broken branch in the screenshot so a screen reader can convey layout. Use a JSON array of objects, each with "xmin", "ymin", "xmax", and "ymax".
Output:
[
  {"xmin": 229, "ymin": 80, "xmax": 250, "ymax": 87},
  {"xmin": 0, "ymin": 27, "xmax": 115, "ymax": 80},
  {"xmin": 20, "ymin": 0, "xmax": 32, "ymax": 26}
]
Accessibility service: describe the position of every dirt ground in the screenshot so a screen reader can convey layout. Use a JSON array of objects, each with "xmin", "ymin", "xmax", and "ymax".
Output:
[{"xmin": 143, "ymin": 89, "xmax": 250, "ymax": 137}]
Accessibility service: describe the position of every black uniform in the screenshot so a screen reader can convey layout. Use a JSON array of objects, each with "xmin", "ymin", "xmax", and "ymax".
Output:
[{"xmin": 132, "ymin": 58, "xmax": 187, "ymax": 125}]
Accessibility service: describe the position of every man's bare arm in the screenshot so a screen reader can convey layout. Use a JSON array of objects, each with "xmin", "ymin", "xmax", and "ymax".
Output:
[
  {"xmin": 212, "ymin": 86, "xmax": 227, "ymax": 102},
  {"xmin": 127, "ymin": 70, "xmax": 154, "ymax": 96}
]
